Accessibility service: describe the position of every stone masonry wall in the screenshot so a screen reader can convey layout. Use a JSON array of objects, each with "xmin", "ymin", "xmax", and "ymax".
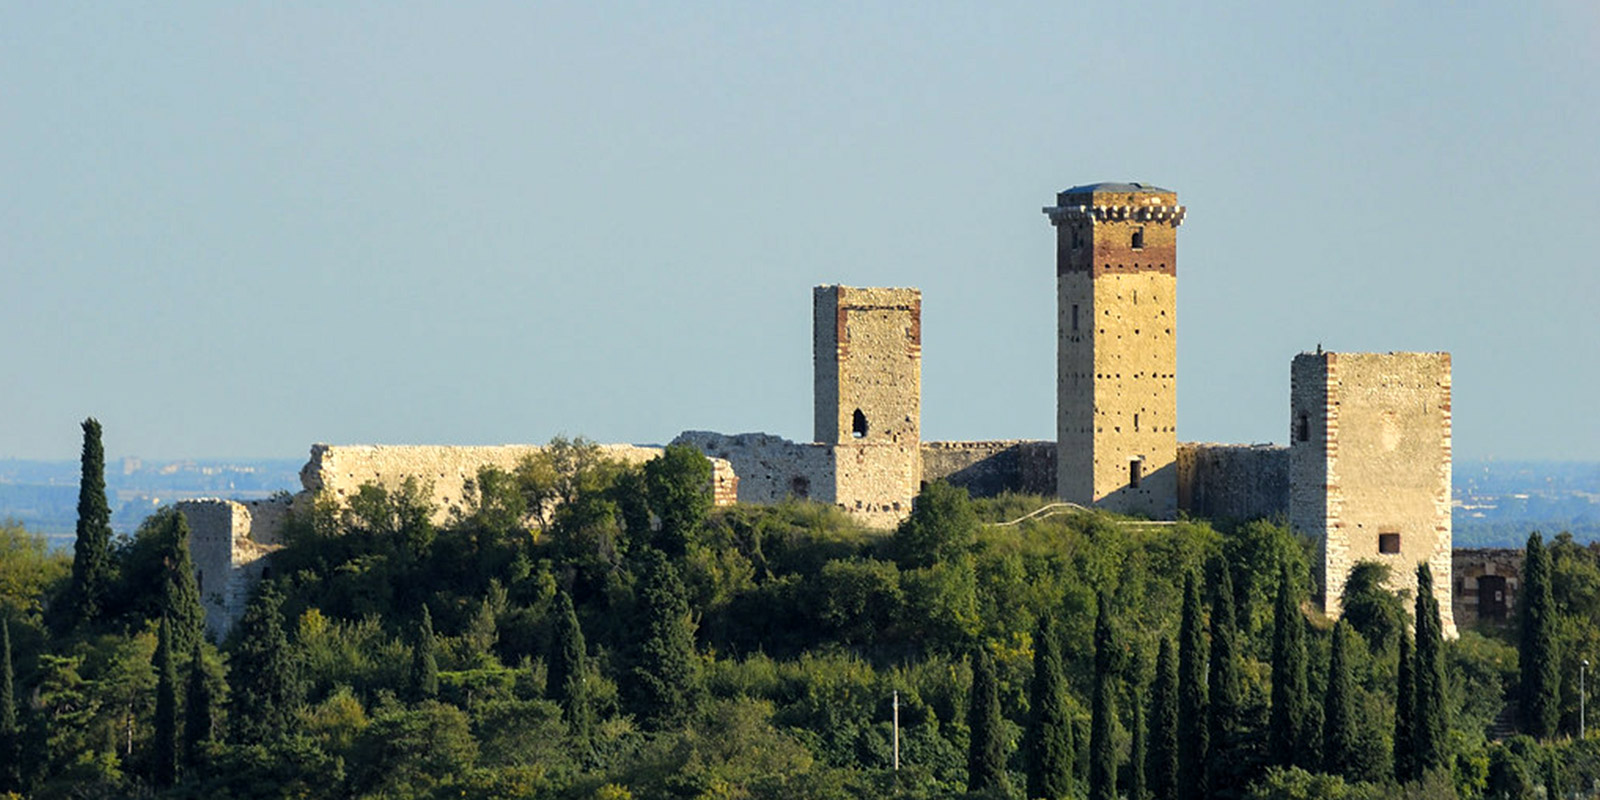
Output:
[
  {"xmin": 179, "ymin": 495, "xmax": 293, "ymax": 639},
  {"xmin": 1453, "ymin": 547, "xmax": 1523, "ymax": 628},
  {"xmin": 1176, "ymin": 443, "xmax": 1290, "ymax": 522},
  {"xmin": 1291, "ymin": 352, "xmax": 1455, "ymax": 636},
  {"xmin": 920, "ymin": 440, "xmax": 1056, "ymax": 497},
  {"xmin": 673, "ymin": 431, "xmax": 833, "ymax": 506}
]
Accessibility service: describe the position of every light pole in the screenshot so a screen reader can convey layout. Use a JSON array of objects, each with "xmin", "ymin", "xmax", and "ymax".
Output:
[
  {"xmin": 892, "ymin": 690, "xmax": 900, "ymax": 771},
  {"xmin": 1583, "ymin": 659, "xmax": 1589, "ymax": 741}
]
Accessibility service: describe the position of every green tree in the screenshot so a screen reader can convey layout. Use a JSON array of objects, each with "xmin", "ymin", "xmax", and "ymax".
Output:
[
  {"xmin": 1322, "ymin": 620, "xmax": 1358, "ymax": 780},
  {"xmin": 1269, "ymin": 561, "xmax": 1308, "ymax": 769},
  {"xmin": 1340, "ymin": 561, "xmax": 1405, "ymax": 656},
  {"xmin": 628, "ymin": 549, "xmax": 702, "ymax": 730},
  {"xmin": 1130, "ymin": 679, "xmax": 1148, "ymax": 800},
  {"xmin": 644, "ymin": 444, "xmax": 713, "ymax": 557},
  {"xmin": 548, "ymin": 589, "xmax": 593, "ymax": 739},
  {"xmin": 1090, "ymin": 593, "xmax": 1118, "ymax": 800},
  {"xmin": 228, "ymin": 583, "xmax": 303, "ymax": 744},
  {"xmin": 1149, "ymin": 636, "xmax": 1179, "ymax": 800},
  {"xmin": 1207, "ymin": 557, "xmax": 1243, "ymax": 796},
  {"xmin": 967, "ymin": 645, "xmax": 1006, "ymax": 793},
  {"xmin": 890, "ymin": 481, "xmax": 977, "ymax": 569},
  {"xmin": 65, "ymin": 417, "xmax": 113, "ymax": 629},
  {"xmin": 1413, "ymin": 562, "xmax": 1447, "ymax": 773},
  {"xmin": 183, "ymin": 639, "xmax": 215, "ymax": 770},
  {"xmin": 159, "ymin": 510, "xmax": 205, "ymax": 656},
  {"xmin": 152, "ymin": 617, "xmax": 178, "ymax": 788},
  {"xmin": 412, "ymin": 605, "xmax": 439, "ymax": 700},
  {"xmin": 1028, "ymin": 612, "xmax": 1074, "ymax": 800},
  {"xmin": 1178, "ymin": 571, "xmax": 1208, "ymax": 800},
  {"xmin": 1518, "ymin": 532, "xmax": 1559, "ymax": 739},
  {"xmin": 0, "ymin": 618, "xmax": 17, "ymax": 793},
  {"xmin": 1394, "ymin": 626, "xmax": 1416, "ymax": 782}
]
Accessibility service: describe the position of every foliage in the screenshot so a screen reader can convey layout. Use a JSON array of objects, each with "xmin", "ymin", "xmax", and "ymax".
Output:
[
  {"xmin": 1413, "ymin": 563, "xmax": 1447, "ymax": 775},
  {"xmin": 627, "ymin": 548, "xmax": 702, "ymax": 731},
  {"xmin": 1517, "ymin": 532, "xmax": 1559, "ymax": 739},
  {"xmin": 1027, "ymin": 612, "xmax": 1075, "ymax": 800},
  {"xmin": 1270, "ymin": 560, "xmax": 1310, "ymax": 770},
  {"xmin": 966, "ymin": 645, "xmax": 1005, "ymax": 793},
  {"xmin": 1150, "ymin": 636, "xmax": 1180, "ymax": 800},
  {"xmin": 64, "ymin": 417, "xmax": 113, "ymax": 630},
  {"xmin": 152, "ymin": 617, "xmax": 178, "ymax": 788},
  {"xmin": 1179, "ymin": 570, "xmax": 1209, "ymax": 800},
  {"xmin": 1090, "ymin": 592, "xmax": 1118, "ymax": 800},
  {"xmin": 228, "ymin": 583, "xmax": 304, "ymax": 745}
]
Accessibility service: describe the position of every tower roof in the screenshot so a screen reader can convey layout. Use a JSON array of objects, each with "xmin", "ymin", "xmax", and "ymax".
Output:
[{"xmin": 1060, "ymin": 182, "xmax": 1173, "ymax": 195}]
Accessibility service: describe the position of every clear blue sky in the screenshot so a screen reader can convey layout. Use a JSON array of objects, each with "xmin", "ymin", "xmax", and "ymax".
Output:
[{"xmin": 4, "ymin": 3, "xmax": 1597, "ymax": 462}]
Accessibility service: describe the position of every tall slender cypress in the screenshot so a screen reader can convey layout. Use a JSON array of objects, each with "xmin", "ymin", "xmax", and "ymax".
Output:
[
  {"xmin": 1207, "ymin": 558, "xmax": 1243, "ymax": 795},
  {"xmin": 228, "ymin": 583, "xmax": 303, "ymax": 744},
  {"xmin": 160, "ymin": 510, "xmax": 206, "ymax": 656},
  {"xmin": 1149, "ymin": 637, "xmax": 1179, "ymax": 800},
  {"xmin": 628, "ymin": 549, "xmax": 702, "ymax": 731},
  {"xmin": 1519, "ymin": 532, "xmax": 1559, "ymax": 739},
  {"xmin": 66, "ymin": 418, "xmax": 113, "ymax": 628},
  {"xmin": 968, "ymin": 645, "xmax": 1007, "ymax": 793},
  {"xmin": 1413, "ymin": 563, "xmax": 1447, "ymax": 773},
  {"xmin": 1130, "ymin": 680, "xmax": 1148, "ymax": 800},
  {"xmin": 1322, "ymin": 620, "xmax": 1359, "ymax": 780},
  {"xmin": 1394, "ymin": 626, "xmax": 1417, "ymax": 782},
  {"xmin": 1269, "ymin": 561, "xmax": 1308, "ymax": 768},
  {"xmin": 1090, "ymin": 593, "xmax": 1118, "ymax": 800},
  {"xmin": 1177, "ymin": 571, "xmax": 1208, "ymax": 800},
  {"xmin": 548, "ymin": 589, "xmax": 593, "ymax": 738},
  {"xmin": 183, "ymin": 639, "xmax": 214, "ymax": 770},
  {"xmin": 153, "ymin": 617, "xmax": 178, "ymax": 788},
  {"xmin": 1028, "ymin": 613, "xmax": 1073, "ymax": 800},
  {"xmin": 411, "ymin": 605, "xmax": 438, "ymax": 701},
  {"xmin": 1, "ymin": 619, "xmax": 18, "ymax": 793}
]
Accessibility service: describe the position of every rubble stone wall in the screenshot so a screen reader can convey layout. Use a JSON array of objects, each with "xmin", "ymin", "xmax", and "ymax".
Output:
[
  {"xmin": 920, "ymin": 440, "xmax": 1056, "ymax": 497},
  {"xmin": 1176, "ymin": 443, "xmax": 1290, "ymax": 521}
]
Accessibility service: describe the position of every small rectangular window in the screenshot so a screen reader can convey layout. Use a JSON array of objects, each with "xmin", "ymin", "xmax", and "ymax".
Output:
[
  {"xmin": 1129, "ymin": 458, "xmax": 1143, "ymax": 488},
  {"xmin": 1379, "ymin": 533, "xmax": 1401, "ymax": 554},
  {"xmin": 1131, "ymin": 228, "xmax": 1145, "ymax": 249},
  {"xmin": 1071, "ymin": 304, "xmax": 1079, "ymax": 331}
]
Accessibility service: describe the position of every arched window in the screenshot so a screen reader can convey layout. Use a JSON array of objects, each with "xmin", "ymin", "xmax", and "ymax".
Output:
[{"xmin": 852, "ymin": 409, "xmax": 869, "ymax": 439}]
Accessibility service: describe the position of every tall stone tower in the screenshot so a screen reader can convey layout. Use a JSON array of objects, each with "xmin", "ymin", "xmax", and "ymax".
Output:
[
  {"xmin": 1045, "ymin": 183, "xmax": 1185, "ymax": 517},
  {"xmin": 1290, "ymin": 351, "xmax": 1456, "ymax": 636},
  {"xmin": 814, "ymin": 285, "xmax": 922, "ymax": 526}
]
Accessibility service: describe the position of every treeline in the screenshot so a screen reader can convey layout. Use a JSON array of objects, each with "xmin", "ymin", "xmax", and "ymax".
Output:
[{"xmin": 3, "ymin": 422, "xmax": 1600, "ymax": 798}]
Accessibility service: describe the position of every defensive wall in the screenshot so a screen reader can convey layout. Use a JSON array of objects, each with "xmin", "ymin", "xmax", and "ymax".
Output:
[
  {"xmin": 920, "ymin": 440, "xmax": 1056, "ymax": 497},
  {"xmin": 178, "ymin": 495, "xmax": 294, "ymax": 640},
  {"xmin": 1452, "ymin": 547, "xmax": 1522, "ymax": 627},
  {"xmin": 1176, "ymin": 443, "xmax": 1290, "ymax": 522}
]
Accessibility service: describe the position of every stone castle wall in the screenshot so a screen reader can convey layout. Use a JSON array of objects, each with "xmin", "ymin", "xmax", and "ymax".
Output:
[
  {"xmin": 1176, "ymin": 443, "xmax": 1290, "ymax": 522},
  {"xmin": 920, "ymin": 440, "xmax": 1056, "ymax": 497},
  {"xmin": 1453, "ymin": 547, "xmax": 1523, "ymax": 627},
  {"xmin": 1291, "ymin": 352, "xmax": 1455, "ymax": 635},
  {"xmin": 178, "ymin": 495, "xmax": 293, "ymax": 639}
]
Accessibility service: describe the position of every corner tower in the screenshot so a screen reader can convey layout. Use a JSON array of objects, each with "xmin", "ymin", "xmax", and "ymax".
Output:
[
  {"xmin": 1045, "ymin": 183, "xmax": 1184, "ymax": 517},
  {"xmin": 814, "ymin": 285, "xmax": 921, "ymax": 526}
]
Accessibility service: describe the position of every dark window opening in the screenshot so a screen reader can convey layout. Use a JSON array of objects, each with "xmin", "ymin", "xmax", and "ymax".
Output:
[
  {"xmin": 1296, "ymin": 412, "xmax": 1310, "ymax": 443},
  {"xmin": 196, "ymin": 570, "xmax": 203, "ymax": 595},
  {"xmin": 1129, "ymin": 458, "xmax": 1143, "ymax": 488},
  {"xmin": 852, "ymin": 409, "xmax": 869, "ymax": 439},
  {"xmin": 1379, "ymin": 533, "xmax": 1401, "ymax": 554},
  {"xmin": 791, "ymin": 475, "xmax": 810, "ymax": 499},
  {"xmin": 1131, "ymin": 228, "xmax": 1145, "ymax": 249},
  {"xmin": 1134, "ymin": 413, "xmax": 1140, "ymax": 431},
  {"xmin": 1071, "ymin": 304, "xmax": 1079, "ymax": 331}
]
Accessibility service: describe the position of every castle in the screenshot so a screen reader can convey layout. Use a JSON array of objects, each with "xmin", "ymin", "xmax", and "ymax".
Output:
[{"xmin": 183, "ymin": 182, "xmax": 1456, "ymax": 637}]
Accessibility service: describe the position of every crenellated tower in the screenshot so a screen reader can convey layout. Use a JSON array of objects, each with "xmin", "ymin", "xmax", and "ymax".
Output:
[{"xmin": 1045, "ymin": 183, "xmax": 1185, "ymax": 517}]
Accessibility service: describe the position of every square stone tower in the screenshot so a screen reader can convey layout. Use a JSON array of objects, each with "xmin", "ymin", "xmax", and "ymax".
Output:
[
  {"xmin": 814, "ymin": 285, "xmax": 922, "ymax": 526},
  {"xmin": 1290, "ymin": 351, "xmax": 1456, "ymax": 636},
  {"xmin": 1045, "ymin": 183, "xmax": 1185, "ymax": 517}
]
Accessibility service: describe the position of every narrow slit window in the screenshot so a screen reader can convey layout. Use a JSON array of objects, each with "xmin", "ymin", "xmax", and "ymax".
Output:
[
  {"xmin": 1379, "ymin": 533, "xmax": 1401, "ymax": 554},
  {"xmin": 1129, "ymin": 458, "xmax": 1143, "ymax": 488},
  {"xmin": 1296, "ymin": 412, "xmax": 1310, "ymax": 443},
  {"xmin": 1071, "ymin": 304, "xmax": 1079, "ymax": 331},
  {"xmin": 852, "ymin": 409, "xmax": 869, "ymax": 439},
  {"xmin": 1134, "ymin": 413, "xmax": 1140, "ymax": 431}
]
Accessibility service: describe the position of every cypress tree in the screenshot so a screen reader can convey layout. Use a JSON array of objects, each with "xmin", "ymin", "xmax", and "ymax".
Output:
[
  {"xmin": 1207, "ymin": 557, "xmax": 1243, "ymax": 796},
  {"xmin": 1149, "ymin": 637, "xmax": 1179, "ymax": 800},
  {"xmin": 1413, "ymin": 563, "xmax": 1447, "ymax": 773},
  {"xmin": 1130, "ymin": 680, "xmax": 1148, "ymax": 800},
  {"xmin": 628, "ymin": 549, "xmax": 702, "ymax": 730},
  {"xmin": 411, "ymin": 605, "xmax": 438, "ymax": 700},
  {"xmin": 159, "ymin": 510, "xmax": 206, "ymax": 656},
  {"xmin": 967, "ymin": 645, "xmax": 1007, "ymax": 793},
  {"xmin": 1177, "ymin": 571, "xmax": 1208, "ymax": 800},
  {"xmin": 1, "ymin": 619, "xmax": 18, "ymax": 793},
  {"xmin": 1519, "ymin": 532, "xmax": 1560, "ymax": 739},
  {"xmin": 65, "ymin": 417, "xmax": 113, "ymax": 628},
  {"xmin": 1028, "ymin": 612, "xmax": 1074, "ymax": 800},
  {"xmin": 548, "ymin": 589, "xmax": 593, "ymax": 738},
  {"xmin": 1394, "ymin": 626, "xmax": 1416, "ymax": 782},
  {"xmin": 183, "ymin": 638, "xmax": 214, "ymax": 770},
  {"xmin": 1090, "ymin": 593, "xmax": 1118, "ymax": 800},
  {"xmin": 153, "ymin": 617, "xmax": 179, "ymax": 788},
  {"xmin": 228, "ymin": 583, "xmax": 303, "ymax": 744},
  {"xmin": 1322, "ymin": 620, "xmax": 1359, "ymax": 780},
  {"xmin": 1269, "ymin": 561, "xmax": 1308, "ymax": 768}
]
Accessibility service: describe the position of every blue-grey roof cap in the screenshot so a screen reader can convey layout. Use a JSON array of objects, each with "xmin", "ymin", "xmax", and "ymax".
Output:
[{"xmin": 1059, "ymin": 182, "xmax": 1173, "ymax": 195}]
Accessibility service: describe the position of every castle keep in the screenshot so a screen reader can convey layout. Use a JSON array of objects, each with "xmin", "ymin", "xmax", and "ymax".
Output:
[{"xmin": 186, "ymin": 181, "xmax": 1456, "ymax": 636}]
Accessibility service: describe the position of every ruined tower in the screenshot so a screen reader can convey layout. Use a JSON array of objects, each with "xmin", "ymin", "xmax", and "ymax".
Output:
[
  {"xmin": 1290, "ymin": 351, "xmax": 1456, "ymax": 635},
  {"xmin": 1045, "ymin": 184, "xmax": 1185, "ymax": 517},
  {"xmin": 814, "ymin": 285, "xmax": 922, "ymax": 526}
]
